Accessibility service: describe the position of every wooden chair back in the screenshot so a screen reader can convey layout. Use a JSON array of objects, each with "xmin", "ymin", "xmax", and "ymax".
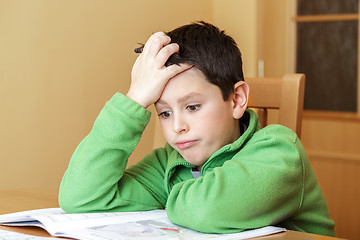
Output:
[{"xmin": 246, "ymin": 74, "xmax": 305, "ymax": 138}]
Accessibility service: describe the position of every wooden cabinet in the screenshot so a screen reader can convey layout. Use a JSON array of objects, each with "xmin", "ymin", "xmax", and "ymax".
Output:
[{"xmin": 302, "ymin": 111, "xmax": 360, "ymax": 239}]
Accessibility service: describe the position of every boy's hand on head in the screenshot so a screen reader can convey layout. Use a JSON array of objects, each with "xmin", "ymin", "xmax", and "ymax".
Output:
[{"xmin": 127, "ymin": 32, "xmax": 192, "ymax": 109}]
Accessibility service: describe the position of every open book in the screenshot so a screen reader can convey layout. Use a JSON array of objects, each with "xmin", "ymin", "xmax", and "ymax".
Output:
[{"xmin": 0, "ymin": 208, "xmax": 286, "ymax": 240}]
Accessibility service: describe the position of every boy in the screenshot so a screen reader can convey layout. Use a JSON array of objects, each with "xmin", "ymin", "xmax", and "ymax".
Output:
[{"xmin": 59, "ymin": 21, "xmax": 336, "ymax": 236}]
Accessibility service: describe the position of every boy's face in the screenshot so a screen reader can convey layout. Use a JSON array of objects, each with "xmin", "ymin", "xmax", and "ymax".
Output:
[{"xmin": 155, "ymin": 68, "xmax": 241, "ymax": 170}]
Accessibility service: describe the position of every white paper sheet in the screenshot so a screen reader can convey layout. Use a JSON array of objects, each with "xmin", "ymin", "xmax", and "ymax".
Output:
[{"xmin": 0, "ymin": 208, "xmax": 286, "ymax": 240}]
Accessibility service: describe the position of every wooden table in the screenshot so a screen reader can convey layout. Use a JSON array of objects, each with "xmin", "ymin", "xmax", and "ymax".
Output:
[{"xmin": 0, "ymin": 188, "xmax": 344, "ymax": 239}]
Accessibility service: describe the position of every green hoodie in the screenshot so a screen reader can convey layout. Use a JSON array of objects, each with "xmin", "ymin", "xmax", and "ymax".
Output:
[{"xmin": 59, "ymin": 93, "xmax": 336, "ymax": 237}]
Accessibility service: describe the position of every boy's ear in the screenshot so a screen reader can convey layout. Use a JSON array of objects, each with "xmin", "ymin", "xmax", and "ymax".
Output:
[{"xmin": 231, "ymin": 81, "xmax": 249, "ymax": 119}]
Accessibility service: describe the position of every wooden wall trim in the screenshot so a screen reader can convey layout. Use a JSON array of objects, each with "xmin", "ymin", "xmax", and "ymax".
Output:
[
  {"xmin": 293, "ymin": 13, "xmax": 358, "ymax": 22},
  {"xmin": 303, "ymin": 110, "xmax": 360, "ymax": 122},
  {"xmin": 308, "ymin": 150, "xmax": 360, "ymax": 163}
]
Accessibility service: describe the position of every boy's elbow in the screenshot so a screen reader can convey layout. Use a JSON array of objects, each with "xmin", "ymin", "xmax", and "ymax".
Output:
[
  {"xmin": 58, "ymin": 191, "xmax": 77, "ymax": 213},
  {"xmin": 58, "ymin": 186, "xmax": 87, "ymax": 213},
  {"xmin": 59, "ymin": 194, "xmax": 90, "ymax": 213}
]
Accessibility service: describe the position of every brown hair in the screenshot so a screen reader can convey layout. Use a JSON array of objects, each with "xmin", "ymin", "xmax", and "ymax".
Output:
[{"xmin": 165, "ymin": 21, "xmax": 245, "ymax": 100}]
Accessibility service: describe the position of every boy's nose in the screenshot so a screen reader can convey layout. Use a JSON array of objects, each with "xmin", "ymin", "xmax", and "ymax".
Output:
[{"xmin": 173, "ymin": 115, "xmax": 189, "ymax": 134}]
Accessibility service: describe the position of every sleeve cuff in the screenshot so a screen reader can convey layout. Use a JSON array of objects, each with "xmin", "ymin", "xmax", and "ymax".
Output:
[{"xmin": 106, "ymin": 92, "xmax": 152, "ymax": 128}]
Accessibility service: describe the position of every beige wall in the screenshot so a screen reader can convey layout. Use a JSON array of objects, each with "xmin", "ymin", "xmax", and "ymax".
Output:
[
  {"xmin": 0, "ymin": 0, "xmax": 261, "ymax": 191},
  {"xmin": 0, "ymin": 0, "xmax": 213, "ymax": 190},
  {"xmin": 258, "ymin": 0, "xmax": 287, "ymax": 77},
  {"xmin": 213, "ymin": 0, "xmax": 259, "ymax": 77}
]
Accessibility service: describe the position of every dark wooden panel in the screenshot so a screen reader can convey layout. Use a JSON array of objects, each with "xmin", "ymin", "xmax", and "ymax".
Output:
[
  {"xmin": 298, "ymin": 0, "xmax": 358, "ymax": 15},
  {"xmin": 296, "ymin": 20, "xmax": 358, "ymax": 112}
]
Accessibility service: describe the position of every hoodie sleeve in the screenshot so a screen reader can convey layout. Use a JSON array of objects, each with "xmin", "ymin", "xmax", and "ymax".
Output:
[
  {"xmin": 59, "ymin": 93, "xmax": 167, "ymax": 213},
  {"xmin": 165, "ymin": 126, "xmax": 313, "ymax": 233}
]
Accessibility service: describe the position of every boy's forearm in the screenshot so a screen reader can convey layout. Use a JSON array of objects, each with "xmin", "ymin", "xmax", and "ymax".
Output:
[{"xmin": 165, "ymin": 130, "xmax": 303, "ymax": 233}]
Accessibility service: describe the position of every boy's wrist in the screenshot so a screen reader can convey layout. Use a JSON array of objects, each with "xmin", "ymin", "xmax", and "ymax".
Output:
[{"xmin": 126, "ymin": 92, "xmax": 150, "ymax": 109}]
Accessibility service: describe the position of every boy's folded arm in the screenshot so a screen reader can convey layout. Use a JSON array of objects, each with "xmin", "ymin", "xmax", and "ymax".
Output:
[
  {"xmin": 166, "ymin": 132, "xmax": 304, "ymax": 233},
  {"xmin": 59, "ymin": 93, "xmax": 166, "ymax": 213}
]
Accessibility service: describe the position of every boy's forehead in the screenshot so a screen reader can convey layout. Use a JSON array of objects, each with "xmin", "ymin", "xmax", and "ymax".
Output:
[
  {"xmin": 156, "ymin": 92, "xmax": 205, "ymax": 106},
  {"xmin": 154, "ymin": 67, "xmax": 225, "ymax": 106},
  {"xmin": 175, "ymin": 66, "xmax": 206, "ymax": 78}
]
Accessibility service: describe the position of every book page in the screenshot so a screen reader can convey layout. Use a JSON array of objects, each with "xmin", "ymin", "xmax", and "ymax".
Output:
[
  {"xmin": 34, "ymin": 210, "xmax": 166, "ymax": 235},
  {"xmin": 60, "ymin": 217, "xmax": 285, "ymax": 240},
  {"xmin": 0, "ymin": 229, "xmax": 56, "ymax": 240},
  {"xmin": 0, "ymin": 208, "xmax": 64, "ymax": 223},
  {"xmin": 1, "ymin": 209, "xmax": 286, "ymax": 240}
]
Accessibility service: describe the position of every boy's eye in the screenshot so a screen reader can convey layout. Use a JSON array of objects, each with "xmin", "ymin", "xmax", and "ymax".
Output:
[
  {"xmin": 187, "ymin": 104, "xmax": 200, "ymax": 112},
  {"xmin": 158, "ymin": 111, "xmax": 172, "ymax": 119}
]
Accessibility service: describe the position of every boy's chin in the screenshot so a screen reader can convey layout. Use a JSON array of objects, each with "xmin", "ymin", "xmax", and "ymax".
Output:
[{"xmin": 180, "ymin": 154, "xmax": 208, "ymax": 168}]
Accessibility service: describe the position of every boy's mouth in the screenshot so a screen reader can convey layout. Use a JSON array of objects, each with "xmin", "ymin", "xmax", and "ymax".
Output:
[{"xmin": 176, "ymin": 140, "xmax": 198, "ymax": 150}]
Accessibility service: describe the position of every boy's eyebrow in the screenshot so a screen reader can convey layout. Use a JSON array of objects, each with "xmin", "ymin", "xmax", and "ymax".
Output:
[
  {"xmin": 177, "ymin": 92, "xmax": 203, "ymax": 103},
  {"xmin": 156, "ymin": 92, "xmax": 204, "ymax": 106}
]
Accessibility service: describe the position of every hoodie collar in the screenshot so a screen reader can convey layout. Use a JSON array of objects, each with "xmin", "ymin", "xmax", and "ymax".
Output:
[
  {"xmin": 164, "ymin": 109, "xmax": 260, "ymax": 192},
  {"xmin": 200, "ymin": 109, "xmax": 260, "ymax": 172}
]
